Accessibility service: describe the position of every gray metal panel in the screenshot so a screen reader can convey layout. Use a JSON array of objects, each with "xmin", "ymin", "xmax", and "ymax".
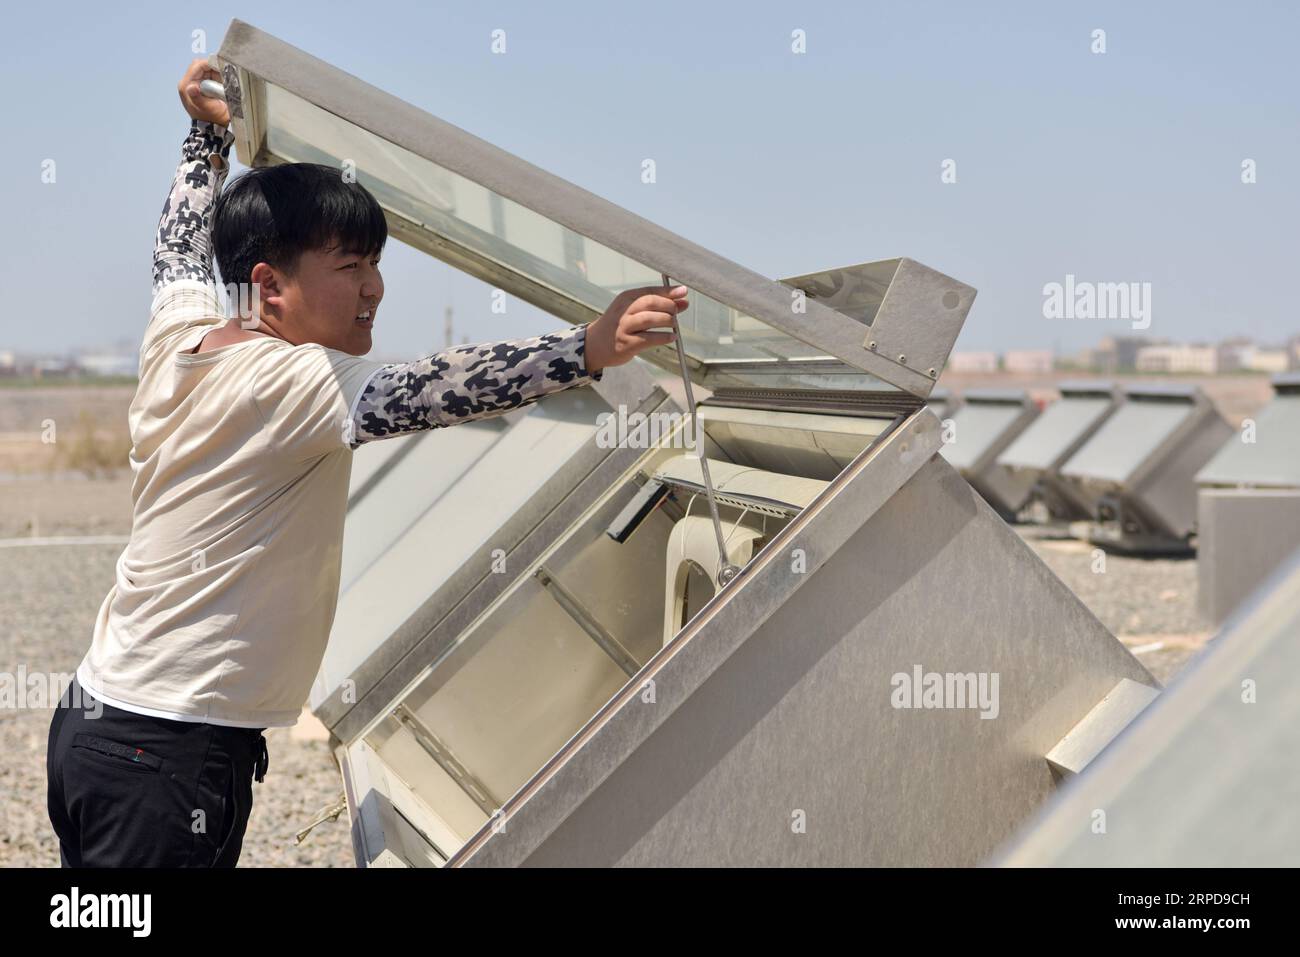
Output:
[
  {"xmin": 997, "ymin": 396, "xmax": 1115, "ymax": 472},
  {"xmin": 1056, "ymin": 384, "xmax": 1234, "ymax": 543},
  {"xmin": 1055, "ymin": 380, "xmax": 1120, "ymax": 396},
  {"xmin": 1197, "ymin": 488, "xmax": 1300, "ymax": 626},
  {"xmin": 1045, "ymin": 679, "xmax": 1160, "ymax": 778},
  {"xmin": 1135, "ymin": 405, "xmax": 1234, "ymax": 540},
  {"xmin": 1059, "ymin": 397, "xmax": 1193, "ymax": 485},
  {"xmin": 1196, "ymin": 393, "xmax": 1300, "ymax": 488},
  {"xmin": 939, "ymin": 393, "xmax": 1040, "ymax": 515},
  {"xmin": 991, "ymin": 392, "xmax": 1119, "ymax": 517},
  {"xmin": 782, "ymin": 258, "xmax": 973, "ymax": 380},
  {"xmin": 448, "ymin": 410, "xmax": 941, "ymax": 866},
  {"xmin": 214, "ymin": 20, "xmax": 975, "ymax": 398},
  {"xmin": 506, "ymin": 455, "xmax": 1154, "ymax": 866},
  {"xmin": 449, "ymin": 417, "xmax": 1153, "ymax": 867},
  {"xmin": 993, "ymin": 546, "xmax": 1300, "ymax": 867},
  {"xmin": 1120, "ymin": 382, "xmax": 1202, "ymax": 399}
]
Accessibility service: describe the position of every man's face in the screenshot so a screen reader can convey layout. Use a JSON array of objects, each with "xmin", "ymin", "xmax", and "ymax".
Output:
[{"xmin": 252, "ymin": 239, "xmax": 384, "ymax": 355}]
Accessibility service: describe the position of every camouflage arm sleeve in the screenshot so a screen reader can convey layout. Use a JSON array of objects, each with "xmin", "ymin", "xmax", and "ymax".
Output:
[
  {"xmin": 348, "ymin": 324, "xmax": 606, "ymax": 448},
  {"xmin": 152, "ymin": 119, "xmax": 237, "ymax": 295}
]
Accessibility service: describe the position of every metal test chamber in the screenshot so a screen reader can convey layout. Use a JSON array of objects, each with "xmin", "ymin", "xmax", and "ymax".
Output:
[
  {"xmin": 938, "ymin": 389, "xmax": 1039, "ymax": 521},
  {"xmin": 1195, "ymin": 372, "xmax": 1300, "ymax": 626},
  {"xmin": 1057, "ymin": 383, "xmax": 1232, "ymax": 554},
  {"xmin": 994, "ymin": 382, "xmax": 1124, "ymax": 522},
  {"xmin": 215, "ymin": 19, "xmax": 1158, "ymax": 867}
]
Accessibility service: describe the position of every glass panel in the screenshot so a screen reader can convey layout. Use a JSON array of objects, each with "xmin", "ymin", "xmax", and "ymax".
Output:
[
  {"xmin": 702, "ymin": 362, "xmax": 902, "ymax": 392},
  {"xmin": 348, "ymin": 430, "xmax": 418, "ymax": 498},
  {"xmin": 1062, "ymin": 400, "xmax": 1192, "ymax": 483},
  {"xmin": 340, "ymin": 418, "xmax": 511, "ymax": 592},
  {"xmin": 940, "ymin": 402, "xmax": 1029, "ymax": 471},
  {"xmin": 319, "ymin": 388, "xmax": 609, "ymax": 700},
  {"xmin": 998, "ymin": 397, "xmax": 1112, "ymax": 470},
  {"xmin": 783, "ymin": 259, "xmax": 901, "ymax": 327},
  {"xmin": 261, "ymin": 82, "xmax": 864, "ymax": 382},
  {"xmin": 1197, "ymin": 395, "xmax": 1300, "ymax": 486}
]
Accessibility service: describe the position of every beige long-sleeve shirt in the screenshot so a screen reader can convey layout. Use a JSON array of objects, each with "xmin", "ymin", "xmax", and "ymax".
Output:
[{"xmin": 78, "ymin": 119, "xmax": 602, "ymax": 729}]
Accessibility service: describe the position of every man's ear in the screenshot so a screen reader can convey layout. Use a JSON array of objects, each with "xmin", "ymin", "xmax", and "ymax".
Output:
[{"xmin": 250, "ymin": 262, "xmax": 284, "ymax": 308}]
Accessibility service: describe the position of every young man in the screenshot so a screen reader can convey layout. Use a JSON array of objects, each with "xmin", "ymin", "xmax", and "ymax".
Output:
[{"xmin": 46, "ymin": 58, "xmax": 687, "ymax": 867}]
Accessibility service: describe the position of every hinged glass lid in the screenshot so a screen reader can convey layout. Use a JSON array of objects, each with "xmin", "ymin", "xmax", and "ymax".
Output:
[{"xmin": 215, "ymin": 19, "xmax": 975, "ymax": 397}]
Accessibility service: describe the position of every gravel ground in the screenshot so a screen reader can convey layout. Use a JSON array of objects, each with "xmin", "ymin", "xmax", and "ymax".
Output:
[
  {"xmin": 1, "ymin": 478, "xmax": 1217, "ymax": 868},
  {"xmin": 0, "ymin": 525, "xmax": 354, "ymax": 868},
  {"xmin": 1015, "ymin": 524, "xmax": 1213, "ymax": 685}
]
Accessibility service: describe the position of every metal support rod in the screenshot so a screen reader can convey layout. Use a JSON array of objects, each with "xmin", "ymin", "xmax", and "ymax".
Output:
[
  {"xmin": 534, "ymin": 566, "xmax": 642, "ymax": 677},
  {"xmin": 661, "ymin": 274, "xmax": 741, "ymax": 588},
  {"xmin": 393, "ymin": 704, "xmax": 501, "ymax": 817}
]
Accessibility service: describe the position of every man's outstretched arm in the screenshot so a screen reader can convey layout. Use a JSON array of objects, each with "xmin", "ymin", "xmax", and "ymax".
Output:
[
  {"xmin": 347, "ymin": 324, "xmax": 605, "ymax": 446},
  {"xmin": 152, "ymin": 118, "xmax": 235, "ymax": 294},
  {"xmin": 344, "ymin": 286, "xmax": 692, "ymax": 448}
]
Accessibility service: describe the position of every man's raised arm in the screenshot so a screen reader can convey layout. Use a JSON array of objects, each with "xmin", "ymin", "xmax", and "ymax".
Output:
[{"xmin": 154, "ymin": 59, "xmax": 235, "ymax": 295}]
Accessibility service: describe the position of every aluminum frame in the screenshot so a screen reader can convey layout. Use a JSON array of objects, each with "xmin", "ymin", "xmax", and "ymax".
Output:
[{"xmin": 213, "ymin": 19, "xmax": 974, "ymax": 399}]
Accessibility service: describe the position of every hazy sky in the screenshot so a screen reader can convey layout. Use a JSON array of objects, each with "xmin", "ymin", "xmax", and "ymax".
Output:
[{"xmin": 2, "ymin": 1, "xmax": 1295, "ymax": 360}]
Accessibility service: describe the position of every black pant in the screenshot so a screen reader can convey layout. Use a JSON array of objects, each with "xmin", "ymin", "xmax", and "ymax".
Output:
[{"xmin": 46, "ymin": 674, "xmax": 268, "ymax": 867}]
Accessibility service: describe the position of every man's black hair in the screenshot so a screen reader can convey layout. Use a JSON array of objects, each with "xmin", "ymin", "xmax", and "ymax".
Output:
[{"xmin": 212, "ymin": 162, "xmax": 388, "ymax": 289}]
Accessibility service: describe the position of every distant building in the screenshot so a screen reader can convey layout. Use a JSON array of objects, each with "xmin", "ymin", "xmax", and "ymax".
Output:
[
  {"xmin": 1216, "ymin": 341, "xmax": 1289, "ymax": 374},
  {"xmin": 78, "ymin": 354, "xmax": 139, "ymax": 377},
  {"xmin": 1248, "ymin": 348, "xmax": 1290, "ymax": 373},
  {"xmin": 1216, "ymin": 338, "xmax": 1255, "ymax": 372},
  {"xmin": 33, "ymin": 358, "xmax": 76, "ymax": 378},
  {"xmin": 1002, "ymin": 350, "xmax": 1054, "ymax": 375},
  {"xmin": 1135, "ymin": 344, "xmax": 1218, "ymax": 374},
  {"xmin": 947, "ymin": 351, "xmax": 998, "ymax": 373},
  {"xmin": 1094, "ymin": 335, "xmax": 1151, "ymax": 373}
]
